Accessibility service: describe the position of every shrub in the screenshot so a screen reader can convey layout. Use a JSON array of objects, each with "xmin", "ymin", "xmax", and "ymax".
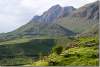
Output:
[
  {"xmin": 48, "ymin": 60, "xmax": 59, "ymax": 66},
  {"xmin": 51, "ymin": 46, "xmax": 63, "ymax": 55}
]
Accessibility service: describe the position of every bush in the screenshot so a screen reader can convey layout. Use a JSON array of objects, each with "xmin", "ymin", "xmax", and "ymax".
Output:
[
  {"xmin": 48, "ymin": 60, "xmax": 59, "ymax": 66},
  {"xmin": 52, "ymin": 46, "xmax": 63, "ymax": 55}
]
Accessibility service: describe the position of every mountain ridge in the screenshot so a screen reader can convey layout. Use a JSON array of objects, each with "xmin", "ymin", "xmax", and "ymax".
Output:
[
  {"xmin": 32, "ymin": 5, "xmax": 76, "ymax": 23},
  {"xmin": 0, "ymin": 1, "xmax": 99, "ymax": 39},
  {"xmin": 71, "ymin": 1, "xmax": 99, "ymax": 20}
]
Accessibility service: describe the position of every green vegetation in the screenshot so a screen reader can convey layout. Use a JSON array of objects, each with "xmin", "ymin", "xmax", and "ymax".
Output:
[
  {"xmin": 0, "ymin": 37, "xmax": 72, "ymax": 66},
  {"xmin": 51, "ymin": 46, "xmax": 63, "ymax": 55},
  {"xmin": 32, "ymin": 60, "xmax": 49, "ymax": 66},
  {"xmin": 0, "ymin": 33, "xmax": 99, "ymax": 66},
  {"xmin": 0, "ymin": 25, "xmax": 99, "ymax": 66},
  {"xmin": 0, "ymin": 1, "xmax": 99, "ymax": 66},
  {"xmin": 0, "ymin": 39, "xmax": 55, "ymax": 57},
  {"xmin": 0, "ymin": 22, "xmax": 75, "ymax": 40},
  {"xmin": 31, "ymin": 36, "xmax": 99, "ymax": 66},
  {"xmin": 57, "ymin": 17, "xmax": 98, "ymax": 33},
  {"xmin": 0, "ymin": 57, "xmax": 33, "ymax": 66}
]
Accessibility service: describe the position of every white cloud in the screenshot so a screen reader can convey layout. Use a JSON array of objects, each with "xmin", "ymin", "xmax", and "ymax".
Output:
[{"xmin": 0, "ymin": 0, "xmax": 97, "ymax": 33}]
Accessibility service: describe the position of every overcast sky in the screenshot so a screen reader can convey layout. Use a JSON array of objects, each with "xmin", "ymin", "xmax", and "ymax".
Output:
[{"xmin": 0, "ymin": 0, "xmax": 97, "ymax": 33}]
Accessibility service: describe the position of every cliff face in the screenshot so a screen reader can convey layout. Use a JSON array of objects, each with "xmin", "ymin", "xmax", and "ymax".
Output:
[
  {"xmin": 72, "ymin": 1, "xmax": 99, "ymax": 20},
  {"xmin": 32, "ymin": 5, "xmax": 76, "ymax": 23}
]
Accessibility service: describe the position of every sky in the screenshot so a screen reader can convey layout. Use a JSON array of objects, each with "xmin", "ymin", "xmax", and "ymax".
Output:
[{"xmin": 0, "ymin": 0, "xmax": 97, "ymax": 33}]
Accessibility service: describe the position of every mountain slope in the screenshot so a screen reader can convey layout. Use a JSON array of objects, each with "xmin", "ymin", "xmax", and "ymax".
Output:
[
  {"xmin": 56, "ymin": 1, "xmax": 99, "ymax": 33},
  {"xmin": 0, "ymin": 21, "xmax": 75, "ymax": 40},
  {"xmin": 77, "ymin": 23, "xmax": 99, "ymax": 37},
  {"xmin": 31, "ymin": 25, "xmax": 99, "ymax": 66},
  {"xmin": 0, "ymin": 5, "xmax": 76, "ymax": 39},
  {"xmin": 72, "ymin": 1, "xmax": 99, "ymax": 20},
  {"xmin": 12, "ymin": 22, "xmax": 75, "ymax": 36},
  {"xmin": 57, "ymin": 17, "xmax": 98, "ymax": 33},
  {"xmin": 0, "ymin": 1, "xmax": 99, "ymax": 39}
]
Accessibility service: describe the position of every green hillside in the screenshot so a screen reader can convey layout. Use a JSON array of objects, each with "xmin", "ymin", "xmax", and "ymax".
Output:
[
  {"xmin": 30, "ymin": 21, "xmax": 99, "ymax": 66},
  {"xmin": 77, "ymin": 24, "xmax": 99, "ymax": 37},
  {"xmin": 0, "ymin": 1, "xmax": 99, "ymax": 66},
  {"xmin": 56, "ymin": 17, "xmax": 98, "ymax": 33},
  {"xmin": 0, "ymin": 36, "xmax": 73, "ymax": 66},
  {"xmin": 0, "ymin": 37, "xmax": 71, "ymax": 56},
  {"xmin": 0, "ymin": 30, "xmax": 98, "ymax": 66},
  {"xmin": 0, "ymin": 22, "xmax": 75, "ymax": 40},
  {"xmin": 31, "ymin": 35, "xmax": 99, "ymax": 66}
]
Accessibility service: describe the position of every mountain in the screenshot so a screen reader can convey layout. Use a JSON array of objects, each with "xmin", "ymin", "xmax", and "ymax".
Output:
[
  {"xmin": 0, "ymin": 5, "xmax": 76, "ymax": 39},
  {"xmin": 77, "ymin": 23, "xmax": 99, "ymax": 37},
  {"xmin": 72, "ymin": 1, "xmax": 99, "ymax": 20},
  {"xmin": 0, "ymin": 22, "xmax": 75, "ymax": 40},
  {"xmin": 0, "ymin": 1, "xmax": 99, "ymax": 39},
  {"xmin": 0, "ymin": 1, "xmax": 99, "ymax": 66},
  {"xmin": 57, "ymin": 1, "xmax": 99, "ymax": 33},
  {"xmin": 32, "ymin": 5, "xmax": 76, "ymax": 23}
]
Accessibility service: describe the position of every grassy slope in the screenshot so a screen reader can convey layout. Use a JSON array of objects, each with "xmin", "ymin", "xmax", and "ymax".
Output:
[
  {"xmin": 77, "ymin": 23, "xmax": 99, "ymax": 37},
  {"xmin": 0, "ymin": 39, "xmax": 53, "ymax": 56},
  {"xmin": 56, "ymin": 17, "xmax": 98, "ymax": 33},
  {"xmin": 0, "ymin": 21, "xmax": 99, "ymax": 66},
  {"xmin": 32, "ymin": 35, "xmax": 99, "ymax": 66},
  {"xmin": 0, "ymin": 28, "xmax": 99, "ymax": 66},
  {"xmin": 0, "ymin": 22, "xmax": 75, "ymax": 40},
  {"xmin": 0, "ymin": 36, "xmax": 73, "ymax": 66},
  {"xmin": 32, "ymin": 23, "xmax": 99, "ymax": 66}
]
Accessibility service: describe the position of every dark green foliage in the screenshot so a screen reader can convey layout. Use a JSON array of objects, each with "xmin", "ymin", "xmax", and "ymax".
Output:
[
  {"xmin": 0, "ymin": 57, "xmax": 33, "ymax": 66},
  {"xmin": 52, "ymin": 46, "xmax": 63, "ymax": 55},
  {"xmin": 0, "ymin": 39, "xmax": 55, "ymax": 57},
  {"xmin": 0, "ymin": 37, "xmax": 71, "ymax": 66},
  {"xmin": 48, "ymin": 61, "xmax": 59, "ymax": 66}
]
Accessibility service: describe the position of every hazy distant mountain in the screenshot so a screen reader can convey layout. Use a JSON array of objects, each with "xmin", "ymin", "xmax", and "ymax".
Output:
[
  {"xmin": 32, "ymin": 5, "xmax": 76, "ymax": 23},
  {"xmin": 57, "ymin": 1, "xmax": 99, "ymax": 33},
  {"xmin": 72, "ymin": 1, "xmax": 99, "ymax": 20}
]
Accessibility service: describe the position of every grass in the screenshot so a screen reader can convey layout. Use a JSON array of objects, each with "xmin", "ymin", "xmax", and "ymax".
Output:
[
  {"xmin": 0, "ymin": 38, "xmax": 32, "ymax": 45},
  {"xmin": 32, "ymin": 60, "xmax": 49, "ymax": 66},
  {"xmin": 31, "ymin": 36, "xmax": 99, "ymax": 66},
  {"xmin": 57, "ymin": 17, "xmax": 98, "ymax": 33},
  {"xmin": 32, "ymin": 46, "xmax": 99, "ymax": 66},
  {"xmin": 0, "ymin": 57, "xmax": 33, "ymax": 66},
  {"xmin": 0, "ymin": 37, "xmax": 72, "ymax": 66},
  {"xmin": 0, "ymin": 34, "xmax": 99, "ymax": 66}
]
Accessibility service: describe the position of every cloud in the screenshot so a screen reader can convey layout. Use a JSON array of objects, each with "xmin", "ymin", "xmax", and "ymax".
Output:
[{"xmin": 0, "ymin": 0, "xmax": 97, "ymax": 33}]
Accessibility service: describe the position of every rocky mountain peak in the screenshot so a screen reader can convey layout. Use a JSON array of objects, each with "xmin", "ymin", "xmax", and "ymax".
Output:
[
  {"xmin": 72, "ymin": 1, "xmax": 99, "ymax": 20},
  {"xmin": 32, "ymin": 4, "xmax": 75, "ymax": 23}
]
